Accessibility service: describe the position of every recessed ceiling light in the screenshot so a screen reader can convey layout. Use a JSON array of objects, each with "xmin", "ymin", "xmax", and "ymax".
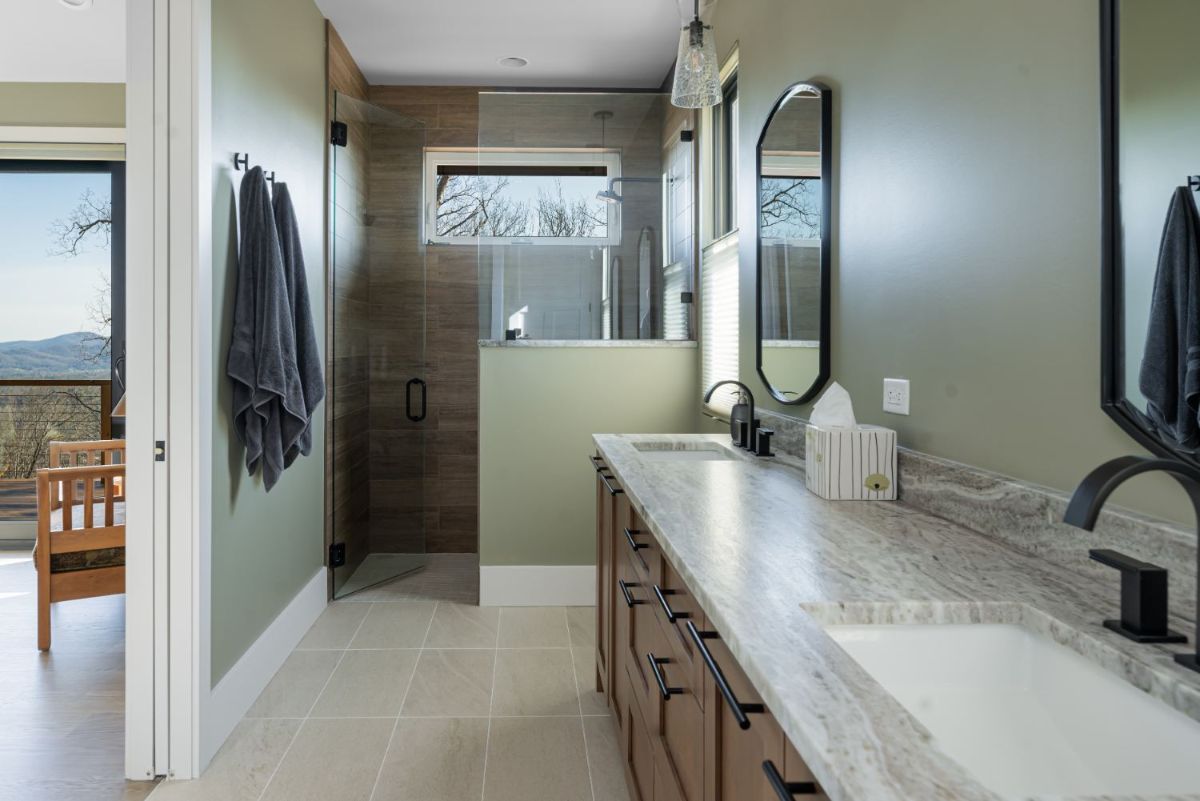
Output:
[
  {"xmin": 59, "ymin": 0, "xmax": 93, "ymax": 8},
  {"xmin": 498, "ymin": 57, "xmax": 529, "ymax": 68}
]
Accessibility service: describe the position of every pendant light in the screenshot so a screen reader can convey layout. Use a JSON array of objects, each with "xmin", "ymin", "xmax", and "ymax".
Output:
[{"xmin": 670, "ymin": 0, "xmax": 721, "ymax": 109}]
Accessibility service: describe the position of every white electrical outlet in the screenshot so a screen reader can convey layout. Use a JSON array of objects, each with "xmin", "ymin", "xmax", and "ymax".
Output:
[{"xmin": 883, "ymin": 378, "xmax": 910, "ymax": 415}]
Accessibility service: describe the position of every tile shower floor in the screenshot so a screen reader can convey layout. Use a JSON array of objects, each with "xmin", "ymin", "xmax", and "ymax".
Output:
[{"xmin": 148, "ymin": 601, "xmax": 630, "ymax": 801}]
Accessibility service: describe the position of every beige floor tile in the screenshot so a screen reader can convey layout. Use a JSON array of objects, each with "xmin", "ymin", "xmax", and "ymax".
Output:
[
  {"xmin": 584, "ymin": 715, "xmax": 632, "ymax": 801},
  {"xmin": 491, "ymin": 648, "xmax": 579, "ymax": 717},
  {"xmin": 424, "ymin": 603, "xmax": 499, "ymax": 648},
  {"xmin": 247, "ymin": 650, "xmax": 341, "ymax": 719},
  {"xmin": 483, "ymin": 717, "xmax": 592, "ymax": 801},
  {"xmin": 145, "ymin": 719, "xmax": 300, "ymax": 801},
  {"xmin": 572, "ymin": 647, "xmax": 609, "ymax": 715},
  {"xmin": 309, "ymin": 649, "xmax": 419, "ymax": 718},
  {"xmin": 373, "ymin": 718, "xmax": 488, "ymax": 801},
  {"xmin": 566, "ymin": 606, "xmax": 596, "ymax": 648},
  {"xmin": 259, "ymin": 718, "xmax": 394, "ymax": 801},
  {"xmin": 348, "ymin": 602, "xmax": 436, "ymax": 648},
  {"xmin": 296, "ymin": 603, "xmax": 370, "ymax": 650},
  {"xmin": 496, "ymin": 607, "xmax": 569, "ymax": 647},
  {"xmin": 401, "ymin": 649, "xmax": 494, "ymax": 717}
]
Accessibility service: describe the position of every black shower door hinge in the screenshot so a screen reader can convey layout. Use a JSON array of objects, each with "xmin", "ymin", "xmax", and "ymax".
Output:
[
  {"xmin": 331, "ymin": 121, "xmax": 348, "ymax": 147},
  {"xmin": 154, "ymin": 440, "xmax": 166, "ymax": 462},
  {"xmin": 329, "ymin": 542, "xmax": 347, "ymax": 568}
]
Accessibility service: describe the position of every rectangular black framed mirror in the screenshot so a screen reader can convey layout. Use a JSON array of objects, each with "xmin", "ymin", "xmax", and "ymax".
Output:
[
  {"xmin": 1101, "ymin": 0, "xmax": 1200, "ymax": 465},
  {"xmin": 755, "ymin": 81, "xmax": 832, "ymax": 405}
]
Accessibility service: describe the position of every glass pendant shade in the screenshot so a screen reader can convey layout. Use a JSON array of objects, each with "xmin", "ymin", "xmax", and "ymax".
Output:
[{"xmin": 670, "ymin": 17, "xmax": 722, "ymax": 108}]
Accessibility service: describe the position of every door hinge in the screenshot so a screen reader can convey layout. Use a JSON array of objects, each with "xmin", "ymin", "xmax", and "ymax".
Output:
[
  {"xmin": 329, "ymin": 542, "xmax": 346, "ymax": 568},
  {"xmin": 331, "ymin": 121, "xmax": 348, "ymax": 147},
  {"xmin": 154, "ymin": 440, "xmax": 166, "ymax": 462}
]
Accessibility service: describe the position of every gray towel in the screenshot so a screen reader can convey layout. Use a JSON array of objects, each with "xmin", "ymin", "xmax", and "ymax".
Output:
[
  {"xmin": 273, "ymin": 182, "xmax": 325, "ymax": 466},
  {"xmin": 1139, "ymin": 186, "xmax": 1200, "ymax": 450},
  {"xmin": 226, "ymin": 167, "xmax": 306, "ymax": 491}
]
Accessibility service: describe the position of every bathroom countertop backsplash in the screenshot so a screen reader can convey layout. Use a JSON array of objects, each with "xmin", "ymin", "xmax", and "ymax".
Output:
[{"xmin": 594, "ymin": 431, "xmax": 1200, "ymax": 801}]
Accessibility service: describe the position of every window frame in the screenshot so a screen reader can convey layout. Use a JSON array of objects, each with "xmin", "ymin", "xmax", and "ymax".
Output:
[
  {"xmin": 712, "ymin": 73, "xmax": 739, "ymax": 239},
  {"xmin": 0, "ymin": 158, "xmax": 126, "ymax": 401},
  {"xmin": 423, "ymin": 148, "xmax": 622, "ymax": 247}
]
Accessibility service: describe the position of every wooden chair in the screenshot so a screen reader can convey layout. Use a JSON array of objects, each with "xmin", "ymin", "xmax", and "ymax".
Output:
[{"xmin": 34, "ymin": 439, "xmax": 126, "ymax": 651}]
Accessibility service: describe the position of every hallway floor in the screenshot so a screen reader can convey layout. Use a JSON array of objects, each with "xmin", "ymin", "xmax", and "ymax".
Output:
[
  {"xmin": 0, "ymin": 549, "xmax": 157, "ymax": 801},
  {"xmin": 149, "ymin": 579, "xmax": 629, "ymax": 801}
]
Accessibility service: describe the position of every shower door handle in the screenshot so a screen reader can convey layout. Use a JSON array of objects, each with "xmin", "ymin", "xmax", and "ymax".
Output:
[{"xmin": 405, "ymin": 378, "xmax": 427, "ymax": 423}]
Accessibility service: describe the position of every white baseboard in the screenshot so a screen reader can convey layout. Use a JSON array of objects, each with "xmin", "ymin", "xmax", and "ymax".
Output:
[
  {"xmin": 479, "ymin": 565, "xmax": 596, "ymax": 606},
  {"xmin": 199, "ymin": 567, "xmax": 326, "ymax": 769}
]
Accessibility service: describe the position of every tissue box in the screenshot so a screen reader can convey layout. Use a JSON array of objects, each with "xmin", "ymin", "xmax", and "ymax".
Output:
[{"xmin": 805, "ymin": 424, "xmax": 897, "ymax": 500}]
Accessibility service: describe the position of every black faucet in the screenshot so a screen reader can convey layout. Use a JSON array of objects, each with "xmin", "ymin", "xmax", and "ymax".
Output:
[
  {"xmin": 1064, "ymin": 455, "xmax": 1200, "ymax": 671},
  {"xmin": 703, "ymin": 380, "xmax": 773, "ymax": 456}
]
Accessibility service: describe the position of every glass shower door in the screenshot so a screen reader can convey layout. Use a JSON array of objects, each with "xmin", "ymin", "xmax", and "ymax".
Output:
[{"xmin": 330, "ymin": 92, "xmax": 429, "ymax": 598}]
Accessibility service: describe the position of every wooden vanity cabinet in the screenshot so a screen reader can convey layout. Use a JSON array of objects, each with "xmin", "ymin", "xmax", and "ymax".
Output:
[{"xmin": 594, "ymin": 455, "xmax": 827, "ymax": 801}]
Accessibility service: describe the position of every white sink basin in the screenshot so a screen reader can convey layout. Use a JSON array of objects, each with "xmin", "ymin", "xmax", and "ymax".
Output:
[
  {"xmin": 631, "ymin": 443, "xmax": 734, "ymax": 462},
  {"xmin": 825, "ymin": 623, "xmax": 1200, "ymax": 798}
]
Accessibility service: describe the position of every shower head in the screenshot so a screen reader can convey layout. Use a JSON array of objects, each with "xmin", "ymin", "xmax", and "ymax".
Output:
[{"xmin": 596, "ymin": 176, "xmax": 658, "ymax": 205}]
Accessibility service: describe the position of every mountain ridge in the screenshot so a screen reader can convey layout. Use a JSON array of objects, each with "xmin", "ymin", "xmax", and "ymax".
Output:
[{"xmin": 0, "ymin": 332, "xmax": 109, "ymax": 379}]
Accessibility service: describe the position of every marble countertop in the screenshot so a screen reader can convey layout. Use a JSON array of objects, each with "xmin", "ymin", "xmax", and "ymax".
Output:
[
  {"xmin": 593, "ymin": 433, "xmax": 1200, "ymax": 801},
  {"xmin": 478, "ymin": 339, "xmax": 696, "ymax": 348}
]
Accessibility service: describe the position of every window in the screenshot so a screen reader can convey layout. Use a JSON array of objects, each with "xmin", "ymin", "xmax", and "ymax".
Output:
[
  {"xmin": 701, "ymin": 232, "xmax": 739, "ymax": 417},
  {"xmin": 424, "ymin": 149, "xmax": 621, "ymax": 246},
  {"xmin": 712, "ymin": 73, "xmax": 739, "ymax": 239}
]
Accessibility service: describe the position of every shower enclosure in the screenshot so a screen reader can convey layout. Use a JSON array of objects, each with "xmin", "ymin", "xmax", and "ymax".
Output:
[{"xmin": 328, "ymin": 93, "xmax": 429, "ymax": 598}]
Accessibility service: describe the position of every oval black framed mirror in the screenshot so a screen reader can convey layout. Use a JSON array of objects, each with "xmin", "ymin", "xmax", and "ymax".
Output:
[
  {"xmin": 755, "ymin": 82, "xmax": 832, "ymax": 405},
  {"xmin": 1101, "ymin": 0, "xmax": 1200, "ymax": 466}
]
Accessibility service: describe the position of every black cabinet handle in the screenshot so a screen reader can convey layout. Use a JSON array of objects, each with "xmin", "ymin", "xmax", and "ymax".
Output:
[
  {"xmin": 599, "ymin": 472, "xmax": 623, "ymax": 496},
  {"xmin": 763, "ymin": 760, "xmax": 819, "ymax": 799},
  {"xmin": 618, "ymin": 579, "xmax": 643, "ymax": 608},
  {"xmin": 647, "ymin": 653, "xmax": 684, "ymax": 701},
  {"xmin": 686, "ymin": 620, "xmax": 764, "ymax": 730},
  {"xmin": 624, "ymin": 527, "xmax": 647, "ymax": 552},
  {"xmin": 589, "ymin": 455, "xmax": 606, "ymax": 472},
  {"xmin": 405, "ymin": 377, "xmax": 427, "ymax": 422},
  {"xmin": 653, "ymin": 585, "xmax": 689, "ymax": 624}
]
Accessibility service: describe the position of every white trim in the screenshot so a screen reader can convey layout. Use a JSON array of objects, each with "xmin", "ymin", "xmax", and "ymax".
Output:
[
  {"xmin": 124, "ymin": 0, "xmax": 159, "ymax": 781},
  {"xmin": 422, "ymin": 147, "xmax": 622, "ymax": 247},
  {"xmin": 0, "ymin": 126, "xmax": 126, "ymax": 144},
  {"xmin": 198, "ymin": 568, "xmax": 326, "ymax": 768},
  {"xmin": 479, "ymin": 565, "xmax": 597, "ymax": 607}
]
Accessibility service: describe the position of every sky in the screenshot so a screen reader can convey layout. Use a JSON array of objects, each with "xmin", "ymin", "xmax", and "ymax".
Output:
[{"xmin": 0, "ymin": 170, "xmax": 110, "ymax": 343}]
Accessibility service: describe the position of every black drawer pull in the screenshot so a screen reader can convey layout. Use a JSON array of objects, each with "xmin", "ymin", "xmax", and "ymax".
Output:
[
  {"xmin": 599, "ymin": 472, "xmax": 624, "ymax": 496},
  {"xmin": 686, "ymin": 620, "xmax": 764, "ymax": 730},
  {"xmin": 763, "ymin": 760, "xmax": 819, "ymax": 798},
  {"xmin": 653, "ymin": 585, "xmax": 690, "ymax": 624},
  {"xmin": 618, "ymin": 579, "xmax": 643, "ymax": 608},
  {"xmin": 647, "ymin": 653, "xmax": 684, "ymax": 701},
  {"xmin": 589, "ymin": 455, "xmax": 606, "ymax": 472},
  {"xmin": 624, "ymin": 527, "xmax": 647, "ymax": 552}
]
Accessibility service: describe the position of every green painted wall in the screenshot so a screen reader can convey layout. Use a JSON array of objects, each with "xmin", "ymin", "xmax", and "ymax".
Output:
[
  {"xmin": 479, "ymin": 346, "xmax": 699, "ymax": 566},
  {"xmin": 0, "ymin": 82, "xmax": 124, "ymax": 127},
  {"xmin": 709, "ymin": 0, "xmax": 1193, "ymax": 524},
  {"xmin": 210, "ymin": 0, "xmax": 327, "ymax": 683}
]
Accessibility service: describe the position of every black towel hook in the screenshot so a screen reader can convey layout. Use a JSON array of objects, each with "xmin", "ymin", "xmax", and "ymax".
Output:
[
  {"xmin": 233, "ymin": 152, "xmax": 249, "ymax": 171},
  {"xmin": 1188, "ymin": 175, "xmax": 1200, "ymax": 192}
]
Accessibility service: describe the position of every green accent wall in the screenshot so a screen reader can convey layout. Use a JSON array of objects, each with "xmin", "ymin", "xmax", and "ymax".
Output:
[
  {"xmin": 210, "ymin": 0, "xmax": 327, "ymax": 683},
  {"xmin": 0, "ymin": 83, "xmax": 124, "ymax": 127},
  {"xmin": 709, "ymin": 0, "xmax": 1193, "ymax": 525},
  {"xmin": 479, "ymin": 346, "xmax": 699, "ymax": 566}
]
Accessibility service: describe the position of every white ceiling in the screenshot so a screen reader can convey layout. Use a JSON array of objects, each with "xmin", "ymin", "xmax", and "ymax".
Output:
[
  {"xmin": 315, "ymin": 0, "xmax": 687, "ymax": 88},
  {"xmin": 0, "ymin": 0, "xmax": 126, "ymax": 83}
]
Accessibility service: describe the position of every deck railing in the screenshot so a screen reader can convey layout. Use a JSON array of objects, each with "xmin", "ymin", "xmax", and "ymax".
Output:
[{"xmin": 0, "ymin": 379, "xmax": 112, "ymax": 521}]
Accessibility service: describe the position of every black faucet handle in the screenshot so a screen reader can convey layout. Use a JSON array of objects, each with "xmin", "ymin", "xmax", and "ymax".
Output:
[
  {"xmin": 754, "ymin": 427, "xmax": 774, "ymax": 457},
  {"xmin": 1088, "ymin": 549, "xmax": 1187, "ymax": 644}
]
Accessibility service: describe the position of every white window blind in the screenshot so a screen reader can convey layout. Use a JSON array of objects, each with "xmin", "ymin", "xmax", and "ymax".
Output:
[{"xmin": 701, "ymin": 231, "xmax": 740, "ymax": 417}]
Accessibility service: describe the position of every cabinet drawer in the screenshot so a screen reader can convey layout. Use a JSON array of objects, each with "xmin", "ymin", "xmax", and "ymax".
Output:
[
  {"xmin": 658, "ymin": 682, "xmax": 704, "ymax": 801},
  {"xmin": 651, "ymin": 557, "xmax": 705, "ymax": 706},
  {"xmin": 695, "ymin": 623, "xmax": 785, "ymax": 801},
  {"xmin": 622, "ymin": 508, "xmax": 661, "ymax": 587},
  {"xmin": 629, "ymin": 580, "xmax": 669, "ymax": 729},
  {"xmin": 775, "ymin": 738, "xmax": 829, "ymax": 800},
  {"xmin": 625, "ymin": 665, "xmax": 656, "ymax": 801}
]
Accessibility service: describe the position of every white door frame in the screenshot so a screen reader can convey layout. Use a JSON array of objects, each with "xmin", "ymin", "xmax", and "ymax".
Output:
[{"xmin": 125, "ymin": 0, "xmax": 212, "ymax": 780}]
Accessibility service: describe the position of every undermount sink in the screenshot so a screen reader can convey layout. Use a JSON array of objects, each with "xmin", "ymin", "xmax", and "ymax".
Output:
[
  {"xmin": 825, "ymin": 623, "xmax": 1200, "ymax": 798},
  {"xmin": 631, "ymin": 442, "xmax": 735, "ymax": 462}
]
